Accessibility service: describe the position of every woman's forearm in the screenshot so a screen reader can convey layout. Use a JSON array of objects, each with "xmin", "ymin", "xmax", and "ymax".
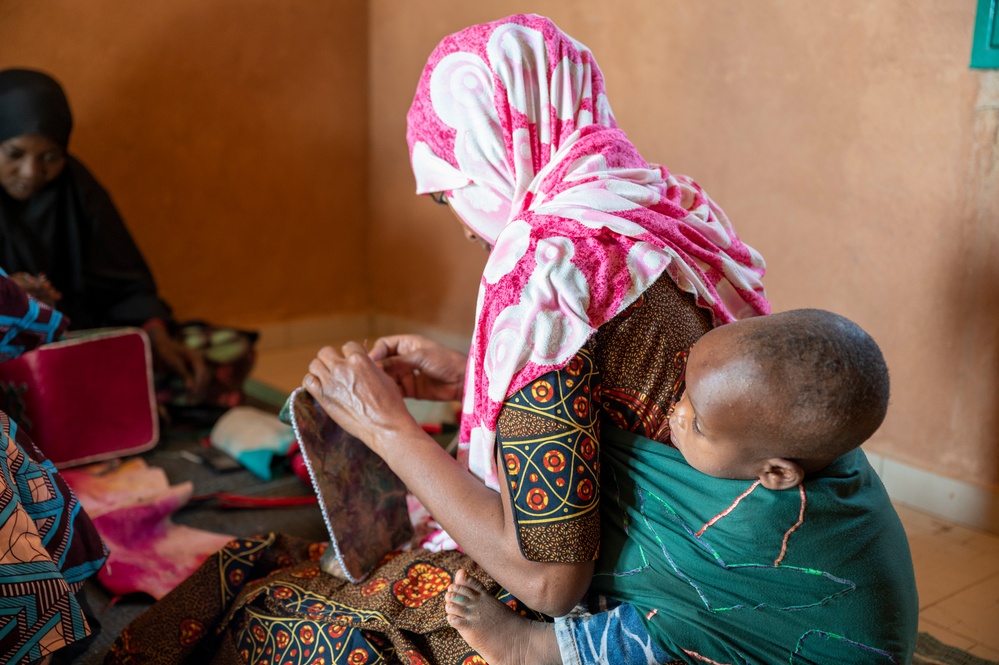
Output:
[
  {"xmin": 377, "ymin": 422, "xmax": 593, "ymax": 616},
  {"xmin": 302, "ymin": 342, "xmax": 593, "ymax": 615}
]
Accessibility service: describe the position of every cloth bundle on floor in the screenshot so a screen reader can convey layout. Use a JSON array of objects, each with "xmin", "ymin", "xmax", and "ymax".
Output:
[{"xmin": 60, "ymin": 458, "xmax": 235, "ymax": 599}]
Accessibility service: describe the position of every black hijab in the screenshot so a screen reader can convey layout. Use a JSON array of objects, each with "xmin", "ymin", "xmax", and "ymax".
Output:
[
  {"xmin": 0, "ymin": 68, "xmax": 170, "ymax": 328},
  {"xmin": 0, "ymin": 69, "xmax": 73, "ymax": 147}
]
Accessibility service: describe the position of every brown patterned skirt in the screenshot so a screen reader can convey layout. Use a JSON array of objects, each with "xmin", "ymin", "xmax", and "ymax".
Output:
[{"xmin": 106, "ymin": 533, "xmax": 542, "ymax": 665}]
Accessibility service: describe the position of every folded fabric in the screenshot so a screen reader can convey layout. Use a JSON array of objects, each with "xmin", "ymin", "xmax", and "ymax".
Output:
[
  {"xmin": 209, "ymin": 405, "xmax": 296, "ymax": 480},
  {"xmin": 60, "ymin": 458, "xmax": 235, "ymax": 599}
]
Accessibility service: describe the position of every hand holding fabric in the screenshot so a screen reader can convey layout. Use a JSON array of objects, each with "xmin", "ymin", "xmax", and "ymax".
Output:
[
  {"xmin": 367, "ymin": 334, "xmax": 466, "ymax": 402},
  {"xmin": 304, "ymin": 342, "xmax": 423, "ymax": 457}
]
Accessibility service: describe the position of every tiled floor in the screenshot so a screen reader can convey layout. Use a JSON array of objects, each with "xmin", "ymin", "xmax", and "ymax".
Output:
[
  {"xmin": 899, "ymin": 503, "xmax": 999, "ymax": 660},
  {"xmin": 253, "ymin": 343, "xmax": 999, "ymax": 662}
]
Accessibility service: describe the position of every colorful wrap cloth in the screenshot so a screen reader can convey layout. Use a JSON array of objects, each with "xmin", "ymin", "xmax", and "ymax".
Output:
[
  {"xmin": 0, "ymin": 410, "xmax": 107, "ymax": 664},
  {"xmin": 590, "ymin": 426, "xmax": 919, "ymax": 664},
  {"xmin": 406, "ymin": 14, "xmax": 769, "ymax": 499}
]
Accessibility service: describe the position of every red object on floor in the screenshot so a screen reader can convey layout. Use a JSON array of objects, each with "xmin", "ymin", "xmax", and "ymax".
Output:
[{"xmin": 288, "ymin": 440, "xmax": 311, "ymax": 485}]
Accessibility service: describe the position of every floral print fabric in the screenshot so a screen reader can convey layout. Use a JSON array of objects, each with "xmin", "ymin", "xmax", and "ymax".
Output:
[
  {"xmin": 107, "ymin": 534, "xmax": 541, "ymax": 665},
  {"xmin": 406, "ymin": 14, "xmax": 769, "ymax": 495},
  {"xmin": 497, "ymin": 275, "xmax": 712, "ymax": 563}
]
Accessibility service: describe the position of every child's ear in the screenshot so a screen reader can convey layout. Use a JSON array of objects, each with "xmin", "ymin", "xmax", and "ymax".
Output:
[{"xmin": 757, "ymin": 458, "xmax": 805, "ymax": 490}]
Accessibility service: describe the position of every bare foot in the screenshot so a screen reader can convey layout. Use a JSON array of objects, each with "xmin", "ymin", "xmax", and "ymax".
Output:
[{"xmin": 445, "ymin": 569, "xmax": 561, "ymax": 665}]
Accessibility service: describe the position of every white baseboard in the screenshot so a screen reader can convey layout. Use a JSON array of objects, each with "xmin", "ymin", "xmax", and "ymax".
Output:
[{"xmin": 864, "ymin": 449, "xmax": 999, "ymax": 535}]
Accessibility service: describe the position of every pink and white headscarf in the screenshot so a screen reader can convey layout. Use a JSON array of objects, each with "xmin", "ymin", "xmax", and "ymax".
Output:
[{"xmin": 407, "ymin": 14, "xmax": 770, "ymax": 494}]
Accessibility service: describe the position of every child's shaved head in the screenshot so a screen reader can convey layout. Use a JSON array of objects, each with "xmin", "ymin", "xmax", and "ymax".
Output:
[
  {"xmin": 669, "ymin": 308, "xmax": 889, "ymax": 487},
  {"xmin": 733, "ymin": 309, "xmax": 890, "ymax": 462}
]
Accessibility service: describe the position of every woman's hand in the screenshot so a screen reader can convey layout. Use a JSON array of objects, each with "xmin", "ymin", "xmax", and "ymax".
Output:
[
  {"xmin": 9, "ymin": 272, "xmax": 62, "ymax": 307},
  {"xmin": 368, "ymin": 334, "xmax": 467, "ymax": 402},
  {"xmin": 304, "ymin": 342, "xmax": 423, "ymax": 457},
  {"xmin": 145, "ymin": 321, "xmax": 209, "ymax": 400}
]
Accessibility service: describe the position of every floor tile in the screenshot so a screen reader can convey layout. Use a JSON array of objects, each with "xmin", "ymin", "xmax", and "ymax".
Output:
[
  {"xmin": 968, "ymin": 643, "xmax": 999, "ymax": 661},
  {"xmin": 897, "ymin": 504, "xmax": 999, "ymax": 609},
  {"xmin": 918, "ymin": 617, "xmax": 977, "ymax": 650},
  {"xmin": 919, "ymin": 572, "xmax": 999, "ymax": 651}
]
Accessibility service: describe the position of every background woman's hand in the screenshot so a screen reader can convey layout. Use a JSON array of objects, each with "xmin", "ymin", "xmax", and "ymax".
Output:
[
  {"xmin": 145, "ymin": 321, "xmax": 209, "ymax": 400},
  {"xmin": 304, "ymin": 341, "xmax": 422, "ymax": 456},
  {"xmin": 10, "ymin": 272, "xmax": 62, "ymax": 307},
  {"xmin": 368, "ymin": 334, "xmax": 466, "ymax": 402}
]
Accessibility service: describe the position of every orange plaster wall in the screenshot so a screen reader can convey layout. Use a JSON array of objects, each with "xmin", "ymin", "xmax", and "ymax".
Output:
[
  {"xmin": 368, "ymin": 1, "xmax": 999, "ymax": 488},
  {"xmin": 0, "ymin": 0, "xmax": 370, "ymax": 327}
]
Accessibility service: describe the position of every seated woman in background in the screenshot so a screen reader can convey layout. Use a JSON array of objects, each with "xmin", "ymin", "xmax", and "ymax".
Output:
[{"xmin": 0, "ymin": 68, "xmax": 253, "ymax": 407}]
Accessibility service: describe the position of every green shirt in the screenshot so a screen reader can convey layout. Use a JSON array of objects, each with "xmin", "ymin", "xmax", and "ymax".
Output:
[{"xmin": 591, "ymin": 427, "xmax": 918, "ymax": 664}]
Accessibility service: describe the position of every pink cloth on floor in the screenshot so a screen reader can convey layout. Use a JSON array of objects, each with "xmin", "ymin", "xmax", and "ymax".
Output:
[{"xmin": 60, "ymin": 458, "xmax": 234, "ymax": 599}]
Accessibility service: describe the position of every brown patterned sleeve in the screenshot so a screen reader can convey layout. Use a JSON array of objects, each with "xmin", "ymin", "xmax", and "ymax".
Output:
[{"xmin": 496, "ymin": 344, "xmax": 601, "ymax": 563}]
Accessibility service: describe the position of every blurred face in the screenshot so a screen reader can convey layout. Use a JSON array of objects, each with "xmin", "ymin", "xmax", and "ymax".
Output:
[
  {"xmin": 431, "ymin": 191, "xmax": 491, "ymax": 252},
  {"xmin": 0, "ymin": 133, "xmax": 66, "ymax": 200},
  {"xmin": 668, "ymin": 326, "xmax": 768, "ymax": 479}
]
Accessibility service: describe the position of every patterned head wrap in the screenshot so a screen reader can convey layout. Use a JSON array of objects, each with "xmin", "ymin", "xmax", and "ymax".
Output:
[
  {"xmin": 0, "ymin": 69, "xmax": 73, "ymax": 148},
  {"xmin": 407, "ymin": 14, "xmax": 770, "ymax": 490}
]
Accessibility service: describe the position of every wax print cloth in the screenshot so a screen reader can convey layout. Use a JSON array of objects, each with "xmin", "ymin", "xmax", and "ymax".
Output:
[
  {"xmin": 0, "ymin": 410, "xmax": 107, "ymax": 664},
  {"xmin": 406, "ymin": 14, "xmax": 769, "ymax": 498},
  {"xmin": 590, "ymin": 426, "xmax": 919, "ymax": 664}
]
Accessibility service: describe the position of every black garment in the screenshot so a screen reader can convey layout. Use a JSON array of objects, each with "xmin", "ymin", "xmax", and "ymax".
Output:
[
  {"xmin": 0, "ymin": 68, "xmax": 171, "ymax": 329},
  {"xmin": 0, "ymin": 68, "xmax": 72, "ymax": 147},
  {"xmin": 0, "ymin": 157, "xmax": 171, "ymax": 329}
]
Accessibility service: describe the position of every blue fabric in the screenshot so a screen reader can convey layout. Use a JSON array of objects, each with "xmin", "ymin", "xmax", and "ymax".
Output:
[
  {"xmin": 555, "ymin": 603, "xmax": 671, "ymax": 665},
  {"xmin": 0, "ymin": 266, "xmax": 66, "ymax": 362}
]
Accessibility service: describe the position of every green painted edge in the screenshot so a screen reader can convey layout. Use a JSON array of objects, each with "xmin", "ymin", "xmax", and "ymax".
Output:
[{"xmin": 971, "ymin": 0, "xmax": 999, "ymax": 69}]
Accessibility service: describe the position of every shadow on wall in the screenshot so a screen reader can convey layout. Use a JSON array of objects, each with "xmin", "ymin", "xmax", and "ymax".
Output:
[{"xmin": 54, "ymin": 0, "xmax": 371, "ymax": 325}]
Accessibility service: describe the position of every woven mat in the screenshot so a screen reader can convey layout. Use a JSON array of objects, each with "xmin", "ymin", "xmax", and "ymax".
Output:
[{"xmin": 915, "ymin": 633, "xmax": 999, "ymax": 665}]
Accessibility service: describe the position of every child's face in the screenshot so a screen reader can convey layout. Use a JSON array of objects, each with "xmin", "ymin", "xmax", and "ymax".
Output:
[{"xmin": 668, "ymin": 325, "xmax": 769, "ymax": 479}]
